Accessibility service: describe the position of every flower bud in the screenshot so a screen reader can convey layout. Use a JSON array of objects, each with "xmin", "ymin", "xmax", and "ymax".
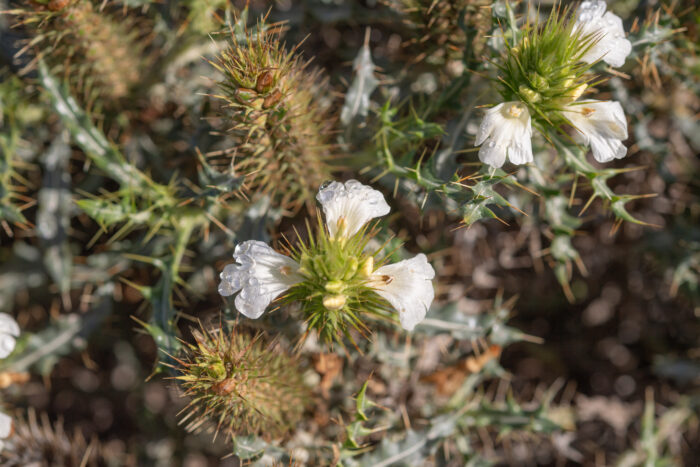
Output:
[
  {"xmin": 324, "ymin": 280, "xmax": 346, "ymax": 294},
  {"xmin": 529, "ymin": 73, "xmax": 549, "ymax": 92},
  {"xmin": 323, "ymin": 294, "xmax": 347, "ymax": 310},
  {"xmin": 359, "ymin": 256, "xmax": 374, "ymax": 278},
  {"xmin": 235, "ymin": 87, "xmax": 257, "ymax": 104},
  {"xmin": 343, "ymin": 257, "xmax": 359, "ymax": 280},
  {"xmin": 518, "ymin": 85, "xmax": 541, "ymax": 103},
  {"xmin": 256, "ymin": 71, "xmax": 275, "ymax": 93},
  {"xmin": 207, "ymin": 359, "xmax": 226, "ymax": 380},
  {"xmin": 262, "ymin": 89, "xmax": 283, "ymax": 109}
]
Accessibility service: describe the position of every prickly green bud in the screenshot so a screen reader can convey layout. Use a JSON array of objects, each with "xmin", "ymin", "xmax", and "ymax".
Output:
[{"xmin": 172, "ymin": 326, "xmax": 308, "ymax": 440}]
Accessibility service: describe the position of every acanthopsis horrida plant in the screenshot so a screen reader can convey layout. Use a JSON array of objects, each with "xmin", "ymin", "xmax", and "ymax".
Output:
[
  {"xmin": 9, "ymin": 0, "xmax": 146, "ymax": 113},
  {"xmin": 475, "ymin": 2, "xmax": 632, "ymax": 168},
  {"xmin": 218, "ymin": 180, "xmax": 436, "ymax": 348},
  {"xmin": 170, "ymin": 324, "xmax": 308, "ymax": 440},
  {"xmin": 387, "ymin": 0, "xmax": 493, "ymax": 69},
  {"xmin": 210, "ymin": 18, "xmax": 334, "ymax": 214},
  {"xmin": 0, "ymin": 409, "xmax": 113, "ymax": 467}
]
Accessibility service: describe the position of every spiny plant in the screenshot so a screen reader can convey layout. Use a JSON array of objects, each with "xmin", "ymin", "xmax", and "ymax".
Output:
[
  {"xmin": 210, "ymin": 17, "xmax": 334, "ymax": 214},
  {"xmin": 387, "ymin": 0, "xmax": 493, "ymax": 68},
  {"xmin": 9, "ymin": 0, "xmax": 146, "ymax": 113},
  {"xmin": 0, "ymin": 71, "xmax": 39, "ymax": 232},
  {"xmin": 283, "ymin": 216, "xmax": 396, "ymax": 347},
  {"xmin": 0, "ymin": 409, "xmax": 113, "ymax": 467},
  {"xmin": 170, "ymin": 325, "xmax": 308, "ymax": 440},
  {"xmin": 494, "ymin": 4, "xmax": 600, "ymax": 133}
]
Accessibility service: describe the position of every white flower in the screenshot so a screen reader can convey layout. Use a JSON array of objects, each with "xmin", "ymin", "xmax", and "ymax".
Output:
[
  {"xmin": 0, "ymin": 411, "xmax": 11, "ymax": 452},
  {"xmin": 475, "ymin": 102, "xmax": 533, "ymax": 168},
  {"xmin": 0, "ymin": 313, "xmax": 19, "ymax": 359},
  {"xmin": 563, "ymin": 100, "xmax": 628, "ymax": 163},
  {"xmin": 218, "ymin": 240, "xmax": 303, "ymax": 319},
  {"xmin": 371, "ymin": 254, "xmax": 436, "ymax": 331},
  {"xmin": 574, "ymin": 1, "xmax": 632, "ymax": 68},
  {"xmin": 316, "ymin": 180, "xmax": 390, "ymax": 238}
]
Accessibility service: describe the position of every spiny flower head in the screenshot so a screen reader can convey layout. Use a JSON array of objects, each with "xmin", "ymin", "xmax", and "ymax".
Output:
[
  {"xmin": 496, "ymin": 4, "xmax": 598, "ymax": 131},
  {"xmin": 9, "ymin": 0, "xmax": 146, "ymax": 112},
  {"xmin": 476, "ymin": 2, "xmax": 632, "ymax": 167},
  {"xmin": 218, "ymin": 180, "xmax": 436, "ymax": 347},
  {"xmin": 211, "ymin": 18, "xmax": 334, "ymax": 213},
  {"xmin": 171, "ymin": 325, "xmax": 307, "ymax": 440},
  {"xmin": 0, "ymin": 409, "xmax": 112, "ymax": 467}
]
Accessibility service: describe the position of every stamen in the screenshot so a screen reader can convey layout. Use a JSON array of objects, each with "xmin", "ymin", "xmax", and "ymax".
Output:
[
  {"xmin": 582, "ymin": 107, "xmax": 596, "ymax": 117},
  {"xmin": 507, "ymin": 104, "xmax": 523, "ymax": 118}
]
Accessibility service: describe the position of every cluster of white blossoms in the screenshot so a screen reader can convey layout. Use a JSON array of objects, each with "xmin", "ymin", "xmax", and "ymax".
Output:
[
  {"xmin": 476, "ymin": 1, "xmax": 632, "ymax": 168},
  {"xmin": 0, "ymin": 313, "xmax": 19, "ymax": 451},
  {"xmin": 219, "ymin": 180, "xmax": 436, "ymax": 332}
]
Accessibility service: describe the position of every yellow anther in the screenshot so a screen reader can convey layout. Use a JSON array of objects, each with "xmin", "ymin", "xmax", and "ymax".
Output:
[{"xmin": 507, "ymin": 104, "xmax": 523, "ymax": 118}]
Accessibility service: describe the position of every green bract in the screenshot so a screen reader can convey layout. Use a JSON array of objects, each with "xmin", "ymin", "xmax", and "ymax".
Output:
[
  {"xmin": 496, "ymin": 5, "xmax": 600, "ymax": 132},
  {"xmin": 284, "ymin": 217, "xmax": 394, "ymax": 347}
]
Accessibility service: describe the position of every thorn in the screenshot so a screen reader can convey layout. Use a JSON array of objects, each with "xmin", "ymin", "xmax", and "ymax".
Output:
[
  {"xmin": 569, "ymin": 174, "xmax": 578, "ymax": 209},
  {"xmin": 578, "ymin": 193, "xmax": 597, "ymax": 217}
]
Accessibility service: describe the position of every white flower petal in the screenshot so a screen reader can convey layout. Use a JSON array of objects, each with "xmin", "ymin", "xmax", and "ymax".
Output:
[
  {"xmin": 218, "ymin": 240, "xmax": 303, "ymax": 319},
  {"xmin": 372, "ymin": 254, "xmax": 435, "ymax": 331},
  {"xmin": 563, "ymin": 100, "xmax": 628, "ymax": 163},
  {"xmin": 0, "ymin": 412, "xmax": 11, "ymax": 439},
  {"xmin": 575, "ymin": 1, "xmax": 631, "ymax": 68},
  {"xmin": 475, "ymin": 102, "xmax": 533, "ymax": 168},
  {"xmin": 316, "ymin": 180, "xmax": 390, "ymax": 238},
  {"xmin": 475, "ymin": 103, "xmax": 506, "ymax": 146},
  {"xmin": 0, "ymin": 313, "xmax": 19, "ymax": 359}
]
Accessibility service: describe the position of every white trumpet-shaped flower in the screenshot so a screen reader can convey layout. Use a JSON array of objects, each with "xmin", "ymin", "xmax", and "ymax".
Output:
[
  {"xmin": 574, "ymin": 1, "xmax": 631, "ymax": 68},
  {"xmin": 316, "ymin": 179, "xmax": 390, "ymax": 238},
  {"xmin": 475, "ymin": 102, "xmax": 533, "ymax": 168},
  {"xmin": 563, "ymin": 100, "xmax": 628, "ymax": 163},
  {"xmin": 218, "ymin": 240, "xmax": 303, "ymax": 319},
  {"xmin": 0, "ymin": 313, "xmax": 19, "ymax": 359},
  {"xmin": 371, "ymin": 254, "xmax": 435, "ymax": 331}
]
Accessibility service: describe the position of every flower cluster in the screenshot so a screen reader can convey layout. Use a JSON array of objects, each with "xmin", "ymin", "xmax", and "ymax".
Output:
[
  {"xmin": 218, "ymin": 180, "xmax": 436, "ymax": 345},
  {"xmin": 476, "ymin": 1, "xmax": 632, "ymax": 168}
]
